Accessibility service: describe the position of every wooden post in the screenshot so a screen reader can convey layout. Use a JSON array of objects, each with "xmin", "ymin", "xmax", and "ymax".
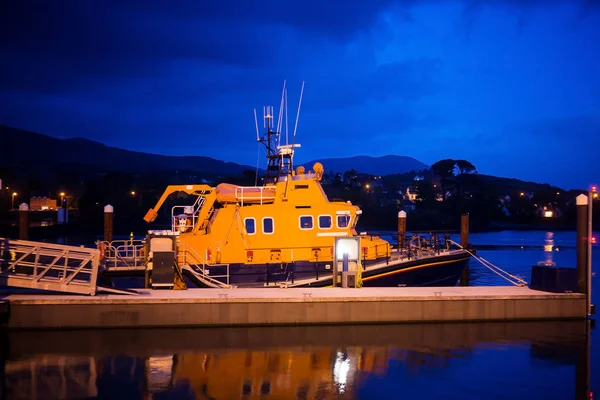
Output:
[
  {"xmin": 104, "ymin": 204, "xmax": 114, "ymax": 243},
  {"xmin": 459, "ymin": 213, "xmax": 469, "ymax": 286},
  {"xmin": 576, "ymin": 194, "xmax": 588, "ymax": 296},
  {"xmin": 397, "ymin": 210, "xmax": 407, "ymax": 253},
  {"xmin": 460, "ymin": 213, "xmax": 469, "ymax": 249},
  {"xmin": 18, "ymin": 203, "xmax": 29, "ymax": 240}
]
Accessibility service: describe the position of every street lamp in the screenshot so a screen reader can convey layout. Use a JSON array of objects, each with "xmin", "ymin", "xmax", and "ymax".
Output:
[
  {"xmin": 12, "ymin": 192, "xmax": 17, "ymax": 210},
  {"xmin": 131, "ymin": 191, "xmax": 136, "ymax": 196},
  {"xmin": 60, "ymin": 192, "xmax": 65, "ymax": 206}
]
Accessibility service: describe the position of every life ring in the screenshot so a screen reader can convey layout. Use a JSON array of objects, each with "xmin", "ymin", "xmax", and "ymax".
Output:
[
  {"xmin": 139, "ymin": 246, "xmax": 146, "ymax": 260},
  {"xmin": 98, "ymin": 242, "xmax": 106, "ymax": 262}
]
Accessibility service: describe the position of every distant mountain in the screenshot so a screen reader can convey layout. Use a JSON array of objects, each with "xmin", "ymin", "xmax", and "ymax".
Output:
[
  {"xmin": 302, "ymin": 155, "xmax": 429, "ymax": 176},
  {"xmin": 0, "ymin": 125, "xmax": 252, "ymax": 175}
]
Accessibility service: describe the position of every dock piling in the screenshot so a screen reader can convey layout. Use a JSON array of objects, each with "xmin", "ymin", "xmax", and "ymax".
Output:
[
  {"xmin": 397, "ymin": 211, "xmax": 406, "ymax": 253},
  {"xmin": 459, "ymin": 213, "xmax": 469, "ymax": 286},
  {"xmin": 576, "ymin": 194, "xmax": 588, "ymax": 298},
  {"xmin": 104, "ymin": 204, "xmax": 114, "ymax": 243},
  {"xmin": 18, "ymin": 203, "xmax": 29, "ymax": 240}
]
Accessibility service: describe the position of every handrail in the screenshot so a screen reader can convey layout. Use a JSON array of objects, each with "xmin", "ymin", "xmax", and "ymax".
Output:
[
  {"xmin": 235, "ymin": 186, "xmax": 276, "ymax": 206},
  {"xmin": 0, "ymin": 237, "xmax": 100, "ymax": 295},
  {"xmin": 177, "ymin": 243, "xmax": 232, "ymax": 288},
  {"xmin": 171, "ymin": 196, "xmax": 206, "ymax": 232},
  {"xmin": 98, "ymin": 240, "xmax": 146, "ymax": 270}
]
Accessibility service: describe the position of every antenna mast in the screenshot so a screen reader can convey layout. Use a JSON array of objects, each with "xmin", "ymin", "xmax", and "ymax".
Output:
[{"xmin": 257, "ymin": 81, "xmax": 303, "ymax": 185}]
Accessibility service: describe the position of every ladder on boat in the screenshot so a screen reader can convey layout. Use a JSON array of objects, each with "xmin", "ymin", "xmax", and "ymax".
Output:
[
  {"xmin": 181, "ymin": 264, "xmax": 235, "ymax": 289},
  {"xmin": 0, "ymin": 238, "xmax": 136, "ymax": 295},
  {"xmin": 177, "ymin": 243, "xmax": 234, "ymax": 289}
]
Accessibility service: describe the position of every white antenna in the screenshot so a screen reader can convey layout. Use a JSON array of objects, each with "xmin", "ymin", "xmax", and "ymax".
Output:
[
  {"xmin": 285, "ymin": 87, "xmax": 289, "ymax": 145},
  {"xmin": 277, "ymin": 80, "xmax": 286, "ymax": 141},
  {"xmin": 292, "ymin": 81, "xmax": 305, "ymax": 140},
  {"xmin": 264, "ymin": 106, "xmax": 274, "ymax": 130},
  {"xmin": 253, "ymin": 108, "xmax": 260, "ymax": 141}
]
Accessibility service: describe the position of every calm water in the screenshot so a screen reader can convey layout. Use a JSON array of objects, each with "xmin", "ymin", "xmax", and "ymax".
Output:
[{"xmin": 1, "ymin": 230, "xmax": 598, "ymax": 400}]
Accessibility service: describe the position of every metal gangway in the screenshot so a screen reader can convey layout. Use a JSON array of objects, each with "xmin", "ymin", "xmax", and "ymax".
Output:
[
  {"xmin": 98, "ymin": 237, "xmax": 234, "ymax": 289},
  {"xmin": 0, "ymin": 238, "xmax": 135, "ymax": 295}
]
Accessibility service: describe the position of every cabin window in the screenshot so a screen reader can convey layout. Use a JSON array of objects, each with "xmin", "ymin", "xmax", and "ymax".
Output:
[
  {"xmin": 244, "ymin": 218, "xmax": 256, "ymax": 234},
  {"xmin": 242, "ymin": 381, "xmax": 252, "ymax": 396},
  {"xmin": 299, "ymin": 215, "xmax": 313, "ymax": 230},
  {"xmin": 318, "ymin": 215, "xmax": 332, "ymax": 229},
  {"xmin": 337, "ymin": 214, "xmax": 351, "ymax": 228},
  {"xmin": 263, "ymin": 217, "xmax": 274, "ymax": 234},
  {"xmin": 260, "ymin": 381, "xmax": 271, "ymax": 395}
]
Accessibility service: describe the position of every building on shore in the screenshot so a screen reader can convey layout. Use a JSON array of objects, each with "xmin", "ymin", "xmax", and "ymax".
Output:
[{"xmin": 29, "ymin": 196, "xmax": 58, "ymax": 211}]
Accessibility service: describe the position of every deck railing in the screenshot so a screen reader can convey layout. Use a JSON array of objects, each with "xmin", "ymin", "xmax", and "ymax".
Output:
[{"xmin": 98, "ymin": 239, "xmax": 146, "ymax": 272}]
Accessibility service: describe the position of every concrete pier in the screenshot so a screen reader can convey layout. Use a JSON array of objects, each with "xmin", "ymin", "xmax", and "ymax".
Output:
[{"xmin": 2, "ymin": 286, "xmax": 586, "ymax": 329}]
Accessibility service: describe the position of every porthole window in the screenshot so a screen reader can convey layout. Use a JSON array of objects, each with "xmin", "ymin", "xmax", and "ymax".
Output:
[
  {"xmin": 318, "ymin": 215, "xmax": 332, "ymax": 229},
  {"xmin": 263, "ymin": 217, "xmax": 274, "ymax": 234},
  {"xmin": 299, "ymin": 215, "xmax": 314, "ymax": 230},
  {"xmin": 245, "ymin": 218, "xmax": 256, "ymax": 234}
]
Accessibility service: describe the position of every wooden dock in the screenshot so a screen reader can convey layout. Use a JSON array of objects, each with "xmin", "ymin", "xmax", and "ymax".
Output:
[{"xmin": 2, "ymin": 286, "xmax": 586, "ymax": 329}]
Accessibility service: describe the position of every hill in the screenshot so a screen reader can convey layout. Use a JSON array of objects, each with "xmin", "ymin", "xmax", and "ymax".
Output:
[
  {"xmin": 0, "ymin": 125, "xmax": 252, "ymax": 175},
  {"xmin": 478, "ymin": 174, "xmax": 565, "ymax": 194},
  {"xmin": 302, "ymin": 155, "xmax": 429, "ymax": 176}
]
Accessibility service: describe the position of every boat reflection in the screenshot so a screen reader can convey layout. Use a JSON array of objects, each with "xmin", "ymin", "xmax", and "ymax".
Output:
[
  {"xmin": 173, "ymin": 346, "xmax": 386, "ymax": 399},
  {"xmin": 1, "ymin": 320, "xmax": 592, "ymax": 399}
]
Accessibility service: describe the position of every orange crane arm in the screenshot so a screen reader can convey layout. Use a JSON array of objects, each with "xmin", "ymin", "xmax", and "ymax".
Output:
[{"xmin": 143, "ymin": 184, "xmax": 214, "ymax": 223}]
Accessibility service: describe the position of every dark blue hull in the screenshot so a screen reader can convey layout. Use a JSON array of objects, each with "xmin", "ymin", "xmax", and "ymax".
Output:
[
  {"xmin": 188, "ymin": 251, "xmax": 471, "ymax": 288},
  {"xmin": 102, "ymin": 251, "xmax": 471, "ymax": 289}
]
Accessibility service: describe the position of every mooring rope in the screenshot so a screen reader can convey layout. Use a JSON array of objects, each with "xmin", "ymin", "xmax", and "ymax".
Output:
[{"xmin": 450, "ymin": 240, "xmax": 528, "ymax": 286}]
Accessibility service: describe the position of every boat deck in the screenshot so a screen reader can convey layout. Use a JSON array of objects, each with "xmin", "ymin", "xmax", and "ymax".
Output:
[{"xmin": 2, "ymin": 286, "xmax": 586, "ymax": 328}]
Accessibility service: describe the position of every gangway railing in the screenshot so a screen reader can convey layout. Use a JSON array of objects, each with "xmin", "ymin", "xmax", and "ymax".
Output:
[
  {"xmin": 0, "ymin": 238, "xmax": 101, "ymax": 295},
  {"xmin": 177, "ymin": 243, "xmax": 233, "ymax": 288},
  {"xmin": 5, "ymin": 356, "xmax": 99, "ymax": 399},
  {"xmin": 98, "ymin": 239, "xmax": 146, "ymax": 272}
]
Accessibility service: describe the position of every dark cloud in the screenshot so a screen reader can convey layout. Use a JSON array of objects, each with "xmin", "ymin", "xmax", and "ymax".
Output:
[
  {"xmin": 1, "ymin": 0, "xmax": 599, "ymax": 189},
  {"xmin": 304, "ymin": 58, "xmax": 443, "ymax": 110},
  {"xmin": 1, "ymin": 0, "xmax": 596, "ymax": 94},
  {"xmin": 0, "ymin": 3, "xmax": 281, "ymax": 94},
  {"xmin": 0, "ymin": 0, "xmax": 398, "ymax": 94}
]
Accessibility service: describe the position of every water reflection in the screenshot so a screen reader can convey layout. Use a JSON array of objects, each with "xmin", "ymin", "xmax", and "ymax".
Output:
[
  {"xmin": 544, "ymin": 231, "xmax": 555, "ymax": 265},
  {"xmin": 1, "ymin": 320, "xmax": 591, "ymax": 399}
]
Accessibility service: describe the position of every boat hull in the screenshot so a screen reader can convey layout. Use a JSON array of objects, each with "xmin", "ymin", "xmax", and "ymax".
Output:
[
  {"xmin": 101, "ymin": 251, "xmax": 471, "ymax": 289},
  {"xmin": 185, "ymin": 250, "xmax": 471, "ymax": 288}
]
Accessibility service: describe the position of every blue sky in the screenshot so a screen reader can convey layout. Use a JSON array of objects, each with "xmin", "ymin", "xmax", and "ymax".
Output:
[{"xmin": 1, "ymin": 1, "xmax": 599, "ymax": 190}]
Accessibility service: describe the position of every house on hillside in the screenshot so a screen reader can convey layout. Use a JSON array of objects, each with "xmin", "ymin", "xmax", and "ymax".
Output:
[{"xmin": 405, "ymin": 187, "xmax": 418, "ymax": 202}]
